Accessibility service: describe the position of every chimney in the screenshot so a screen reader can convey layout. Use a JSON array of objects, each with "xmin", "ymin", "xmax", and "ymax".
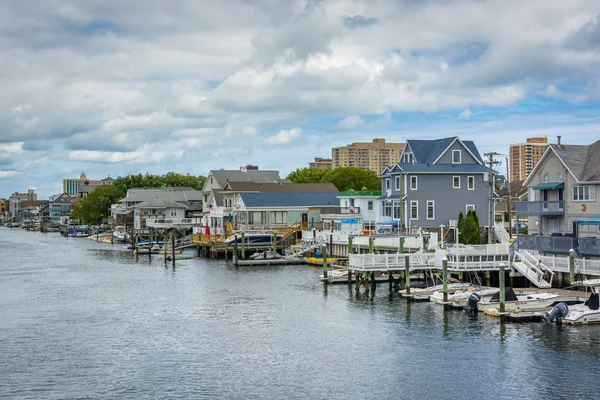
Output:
[{"xmin": 557, "ymin": 135, "xmax": 561, "ymax": 146}]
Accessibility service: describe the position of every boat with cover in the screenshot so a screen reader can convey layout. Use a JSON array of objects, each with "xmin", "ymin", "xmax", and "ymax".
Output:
[
  {"xmin": 225, "ymin": 231, "xmax": 283, "ymax": 246},
  {"xmin": 429, "ymin": 285, "xmax": 499, "ymax": 306},
  {"xmin": 112, "ymin": 226, "xmax": 130, "ymax": 243},
  {"xmin": 470, "ymin": 287, "xmax": 559, "ymax": 312}
]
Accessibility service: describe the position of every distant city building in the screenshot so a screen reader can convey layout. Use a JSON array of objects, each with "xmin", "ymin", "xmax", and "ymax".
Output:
[
  {"xmin": 509, "ymin": 137, "xmax": 548, "ymax": 182},
  {"xmin": 0, "ymin": 198, "xmax": 7, "ymax": 221},
  {"xmin": 309, "ymin": 157, "xmax": 333, "ymax": 169},
  {"xmin": 8, "ymin": 188, "xmax": 37, "ymax": 218},
  {"xmin": 332, "ymin": 138, "xmax": 405, "ymax": 173},
  {"xmin": 77, "ymin": 173, "xmax": 115, "ymax": 199},
  {"xmin": 63, "ymin": 178, "xmax": 80, "ymax": 196}
]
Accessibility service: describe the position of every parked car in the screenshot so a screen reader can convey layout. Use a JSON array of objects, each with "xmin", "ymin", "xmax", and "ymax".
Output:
[{"xmin": 511, "ymin": 223, "xmax": 528, "ymax": 234}]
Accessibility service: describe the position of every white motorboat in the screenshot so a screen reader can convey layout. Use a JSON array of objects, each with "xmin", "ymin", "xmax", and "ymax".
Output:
[
  {"xmin": 406, "ymin": 281, "xmax": 467, "ymax": 301},
  {"xmin": 548, "ymin": 281, "xmax": 600, "ymax": 325},
  {"xmin": 249, "ymin": 251, "xmax": 281, "ymax": 260},
  {"xmin": 471, "ymin": 287, "xmax": 560, "ymax": 312},
  {"xmin": 113, "ymin": 226, "xmax": 130, "ymax": 243},
  {"xmin": 429, "ymin": 286, "xmax": 499, "ymax": 306}
]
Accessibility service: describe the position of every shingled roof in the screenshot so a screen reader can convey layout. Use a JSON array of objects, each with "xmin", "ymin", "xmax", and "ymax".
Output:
[
  {"xmin": 547, "ymin": 140, "xmax": 600, "ymax": 182},
  {"xmin": 404, "ymin": 136, "xmax": 484, "ymax": 164},
  {"xmin": 223, "ymin": 182, "xmax": 339, "ymax": 192}
]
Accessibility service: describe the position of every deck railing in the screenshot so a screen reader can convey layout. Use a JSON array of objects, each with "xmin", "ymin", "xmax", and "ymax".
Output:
[
  {"xmin": 515, "ymin": 201, "xmax": 565, "ymax": 216},
  {"xmin": 517, "ymin": 235, "xmax": 579, "ymax": 254}
]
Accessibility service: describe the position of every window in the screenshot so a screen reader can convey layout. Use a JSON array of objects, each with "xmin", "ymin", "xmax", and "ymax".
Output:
[
  {"xmin": 466, "ymin": 204, "xmax": 475, "ymax": 213},
  {"xmin": 210, "ymin": 177, "xmax": 213, "ymax": 185},
  {"xmin": 410, "ymin": 201, "xmax": 418, "ymax": 220},
  {"xmin": 543, "ymin": 173, "xmax": 549, "ymax": 183},
  {"xmin": 393, "ymin": 201, "xmax": 400, "ymax": 219},
  {"xmin": 549, "ymin": 219, "xmax": 560, "ymax": 234},
  {"xmin": 395, "ymin": 176, "xmax": 400, "ymax": 190},
  {"xmin": 384, "ymin": 202, "xmax": 392, "ymax": 217},
  {"xmin": 572, "ymin": 186, "xmax": 596, "ymax": 201},
  {"xmin": 453, "ymin": 176, "xmax": 460, "ymax": 189},
  {"xmin": 170, "ymin": 209, "xmax": 177, "ymax": 217},
  {"xmin": 410, "ymin": 176, "xmax": 418, "ymax": 190},
  {"xmin": 452, "ymin": 150, "xmax": 461, "ymax": 164},
  {"xmin": 363, "ymin": 221, "xmax": 376, "ymax": 231},
  {"xmin": 403, "ymin": 153, "xmax": 413, "ymax": 163},
  {"xmin": 427, "ymin": 201, "xmax": 435, "ymax": 220},
  {"xmin": 385, "ymin": 178, "xmax": 390, "ymax": 191},
  {"xmin": 557, "ymin": 173, "xmax": 563, "ymax": 182},
  {"xmin": 468, "ymin": 176, "xmax": 475, "ymax": 190},
  {"xmin": 249, "ymin": 211, "xmax": 266, "ymax": 225},
  {"xmin": 204, "ymin": 195, "xmax": 208, "ymax": 202},
  {"xmin": 368, "ymin": 201, "xmax": 373, "ymax": 211},
  {"xmin": 270, "ymin": 211, "xmax": 288, "ymax": 225}
]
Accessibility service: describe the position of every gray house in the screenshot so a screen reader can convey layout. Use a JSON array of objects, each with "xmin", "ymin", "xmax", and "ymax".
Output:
[{"xmin": 380, "ymin": 136, "xmax": 492, "ymax": 230}]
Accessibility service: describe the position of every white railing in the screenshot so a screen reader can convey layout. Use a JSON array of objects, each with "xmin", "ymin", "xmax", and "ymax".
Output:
[
  {"xmin": 512, "ymin": 250, "xmax": 552, "ymax": 288},
  {"xmin": 494, "ymin": 222, "xmax": 510, "ymax": 244},
  {"xmin": 445, "ymin": 243, "xmax": 510, "ymax": 256},
  {"xmin": 349, "ymin": 252, "xmax": 436, "ymax": 271},
  {"xmin": 146, "ymin": 218, "xmax": 203, "ymax": 227}
]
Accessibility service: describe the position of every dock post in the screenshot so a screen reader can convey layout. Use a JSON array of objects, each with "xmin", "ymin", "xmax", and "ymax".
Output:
[
  {"xmin": 148, "ymin": 229, "xmax": 153, "ymax": 259},
  {"xmin": 347, "ymin": 236, "xmax": 353, "ymax": 285},
  {"xmin": 442, "ymin": 257, "xmax": 448, "ymax": 303},
  {"xmin": 164, "ymin": 230, "xmax": 168, "ymax": 263},
  {"xmin": 172, "ymin": 230, "xmax": 176, "ymax": 266},
  {"xmin": 234, "ymin": 234, "xmax": 238, "ymax": 265},
  {"xmin": 405, "ymin": 255, "xmax": 411, "ymax": 295},
  {"xmin": 369, "ymin": 236, "xmax": 374, "ymax": 254},
  {"xmin": 329, "ymin": 232, "xmax": 333, "ymax": 259},
  {"xmin": 241, "ymin": 232, "xmax": 246, "ymax": 260},
  {"xmin": 322, "ymin": 244, "xmax": 328, "ymax": 281},
  {"xmin": 371, "ymin": 271, "xmax": 376, "ymax": 292},
  {"xmin": 499, "ymin": 262, "xmax": 506, "ymax": 312},
  {"xmin": 399, "ymin": 237, "xmax": 404, "ymax": 254},
  {"xmin": 569, "ymin": 249, "xmax": 575, "ymax": 286},
  {"xmin": 273, "ymin": 232, "xmax": 278, "ymax": 256},
  {"xmin": 134, "ymin": 229, "xmax": 138, "ymax": 252}
]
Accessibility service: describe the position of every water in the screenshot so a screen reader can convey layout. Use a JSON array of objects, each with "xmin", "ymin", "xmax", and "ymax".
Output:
[{"xmin": 1, "ymin": 228, "xmax": 599, "ymax": 400}]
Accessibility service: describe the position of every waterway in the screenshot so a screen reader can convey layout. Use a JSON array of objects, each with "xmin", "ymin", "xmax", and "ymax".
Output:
[{"xmin": 1, "ymin": 228, "xmax": 599, "ymax": 399}]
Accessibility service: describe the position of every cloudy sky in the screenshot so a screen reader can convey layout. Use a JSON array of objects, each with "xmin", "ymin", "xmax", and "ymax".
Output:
[{"xmin": 1, "ymin": 0, "xmax": 600, "ymax": 198}]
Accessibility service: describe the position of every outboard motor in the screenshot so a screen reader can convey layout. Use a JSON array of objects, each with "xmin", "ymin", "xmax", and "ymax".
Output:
[
  {"xmin": 465, "ymin": 292, "xmax": 481, "ymax": 312},
  {"xmin": 545, "ymin": 302, "xmax": 569, "ymax": 323}
]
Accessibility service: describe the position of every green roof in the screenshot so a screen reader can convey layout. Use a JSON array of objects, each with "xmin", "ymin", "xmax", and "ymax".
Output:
[
  {"xmin": 532, "ymin": 182, "xmax": 564, "ymax": 190},
  {"xmin": 339, "ymin": 189, "xmax": 382, "ymax": 197}
]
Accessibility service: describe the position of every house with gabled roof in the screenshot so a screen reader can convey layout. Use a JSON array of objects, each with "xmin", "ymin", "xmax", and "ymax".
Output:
[
  {"xmin": 516, "ymin": 137, "xmax": 600, "ymax": 256},
  {"xmin": 201, "ymin": 166, "xmax": 290, "ymax": 227},
  {"xmin": 380, "ymin": 136, "xmax": 492, "ymax": 231}
]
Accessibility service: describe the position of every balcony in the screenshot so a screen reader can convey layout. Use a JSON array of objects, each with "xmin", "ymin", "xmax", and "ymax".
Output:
[
  {"xmin": 318, "ymin": 207, "xmax": 361, "ymax": 215},
  {"xmin": 146, "ymin": 218, "xmax": 203, "ymax": 228},
  {"xmin": 515, "ymin": 201, "xmax": 564, "ymax": 216}
]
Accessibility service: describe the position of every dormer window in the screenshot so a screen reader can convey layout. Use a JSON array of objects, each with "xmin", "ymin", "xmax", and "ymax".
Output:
[
  {"xmin": 402, "ymin": 153, "xmax": 414, "ymax": 163},
  {"xmin": 452, "ymin": 150, "xmax": 461, "ymax": 164}
]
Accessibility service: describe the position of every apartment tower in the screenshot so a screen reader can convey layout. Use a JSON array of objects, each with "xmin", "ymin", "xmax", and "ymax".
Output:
[
  {"xmin": 509, "ymin": 137, "xmax": 549, "ymax": 182},
  {"xmin": 332, "ymin": 138, "xmax": 405, "ymax": 174}
]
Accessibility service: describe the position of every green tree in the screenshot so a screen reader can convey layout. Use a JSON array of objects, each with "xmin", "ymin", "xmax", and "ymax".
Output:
[
  {"xmin": 286, "ymin": 167, "xmax": 330, "ymax": 184},
  {"xmin": 72, "ymin": 185, "xmax": 125, "ymax": 225},
  {"xmin": 113, "ymin": 172, "xmax": 206, "ymax": 193},
  {"xmin": 286, "ymin": 167, "xmax": 381, "ymax": 191},
  {"xmin": 457, "ymin": 211, "xmax": 465, "ymax": 244}
]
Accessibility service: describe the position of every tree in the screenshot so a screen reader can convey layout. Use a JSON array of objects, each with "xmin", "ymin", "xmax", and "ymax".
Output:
[
  {"xmin": 112, "ymin": 172, "xmax": 206, "ymax": 193},
  {"xmin": 457, "ymin": 211, "xmax": 465, "ymax": 244},
  {"xmin": 286, "ymin": 167, "xmax": 381, "ymax": 191},
  {"xmin": 72, "ymin": 185, "xmax": 125, "ymax": 225},
  {"xmin": 457, "ymin": 210, "xmax": 481, "ymax": 244}
]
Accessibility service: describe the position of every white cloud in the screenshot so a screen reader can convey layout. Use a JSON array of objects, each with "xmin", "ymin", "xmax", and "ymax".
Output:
[
  {"xmin": 0, "ymin": 142, "xmax": 24, "ymax": 153},
  {"xmin": 265, "ymin": 127, "xmax": 302, "ymax": 145},
  {"xmin": 327, "ymin": 115, "xmax": 366, "ymax": 131},
  {"xmin": 0, "ymin": 171, "xmax": 20, "ymax": 179},
  {"xmin": 458, "ymin": 109, "xmax": 472, "ymax": 120}
]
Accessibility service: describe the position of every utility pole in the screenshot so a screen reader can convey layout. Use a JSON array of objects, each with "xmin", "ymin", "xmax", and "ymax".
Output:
[
  {"xmin": 484, "ymin": 152, "xmax": 501, "ymax": 244},
  {"xmin": 506, "ymin": 157, "xmax": 512, "ymax": 240}
]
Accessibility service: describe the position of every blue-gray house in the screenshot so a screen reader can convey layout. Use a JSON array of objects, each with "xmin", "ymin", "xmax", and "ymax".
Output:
[{"xmin": 379, "ymin": 136, "xmax": 492, "ymax": 230}]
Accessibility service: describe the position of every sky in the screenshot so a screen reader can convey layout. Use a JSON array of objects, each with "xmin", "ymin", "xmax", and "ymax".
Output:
[{"xmin": 1, "ymin": 0, "xmax": 600, "ymax": 198}]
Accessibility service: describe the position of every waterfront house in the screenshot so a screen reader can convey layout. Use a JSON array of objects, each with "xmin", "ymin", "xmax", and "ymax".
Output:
[
  {"xmin": 336, "ymin": 189, "xmax": 382, "ymax": 232},
  {"xmin": 216, "ymin": 182, "xmax": 339, "ymax": 231},
  {"xmin": 111, "ymin": 187, "xmax": 203, "ymax": 228},
  {"xmin": 133, "ymin": 199, "xmax": 188, "ymax": 230},
  {"xmin": 201, "ymin": 166, "xmax": 290, "ymax": 227},
  {"xmin": 516, "ymin": 137, "xmax": 600, "ymax": 256},
  {"xmin": 49, "ymin": 193, "xmax": 75, "ymax": 223},
  {"xmin": 379, "ymin": 136, "xmax": 492, "ymax": 231}
]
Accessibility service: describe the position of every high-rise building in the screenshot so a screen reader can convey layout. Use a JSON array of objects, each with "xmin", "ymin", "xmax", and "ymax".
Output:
[
  {"xmin": 63, "ymin": 178, "xmax": 79, "ymax": 196},
  {"xmin": 509, "ymin": 137, "xmax": 549, "ymax": 182},
  {"xmin": 309, "ymin": 157, "xmax": 333, "ymax": 169},
  {"xmin": 332, "ymin": 138, "xmax": 405, "ymax": 173}
]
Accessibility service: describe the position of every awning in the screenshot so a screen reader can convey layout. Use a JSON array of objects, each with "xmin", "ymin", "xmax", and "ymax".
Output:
[
  {"xmin": 532, "ymin": 182, "xmax": 564, "ymax": 190},
  {"xmin": 577, "ymin": 218, "xmax": 600, "ymax": 226},
  {"xmin": 341, "ymin": 218, "xmax": 360, "ymax": 224}
]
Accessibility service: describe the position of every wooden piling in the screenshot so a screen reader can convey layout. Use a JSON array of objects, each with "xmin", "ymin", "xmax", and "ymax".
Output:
[
  {"xmin": 442, "ymin": 257, "xmax": 448, "ymax": 303},
  {"xmin": 405, "ymin": 255, "xmax": 410, "ymax": 295},
  {"xmin": 273, "ymin": 232, "xmax": 278, "ymax": 255},
  {"xmin": 370, "ymin": 271, "xmax": 376, "ymax": 292},
  {"xmin": 322, "ymin": 244, "xmax": 328, "ymax": 281},
  {"xmin": 569, "ymin": 249, "xmax": 575, "ymax": 285},
  {"xmin": 148, "ymin": 229, "xmax": 153, "ymax": 259},
  {"xmin": 499, "ymin": 262, "xmax": 506, "ymax": 312},
  {"xmin": 164, "ymin": 230, "xmax": 168, "ymax": 263},
  {"xmin": 234, "ymin": 234, "xmax": 238, "ymax": 265},
  {"xmin": 241, "ymin": 232, "xmax": 246, "ymax": 260},
  {"xmin": 171, "ymin": 230, "xmax": 176, "ymax": 266},
  {"xmin": 399, "ymin": 237, "xmax": 404, "ymax": 254},
  {"xmin": 369, "ymin": 236, "xmax": 374, "ymax": 254}
]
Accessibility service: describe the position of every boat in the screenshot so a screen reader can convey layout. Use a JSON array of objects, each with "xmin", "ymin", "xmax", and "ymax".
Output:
[
  {"xmin": 471, "ymin": 287, "xmax": 559, "ymax": 312},
  {"xmin": 112, "ymin": 226, "xmax": 130, "ymax": 243},
  {"xmin": 320, "ymin": 269, "xmax": 356, "ymax": 283},
  {"xmin": 546, "ymin": 280, "xmax": 600, "ymax": 325},
  {"xmin": 225, "ymin": 231, "xmax": 283, "ymax": 246},
  {"xmin": 430, "ymin": 285, "xmax": 499, "ymax": 306},
  {"xmin": 249, "ymin": 251, "xmax": 282, "ymax": 260}
]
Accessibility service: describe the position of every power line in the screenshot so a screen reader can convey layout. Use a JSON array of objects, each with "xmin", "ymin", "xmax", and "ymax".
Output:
[{"xmin": 484, "ymin": 152, "xmax": 501, "ymax": 244}]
